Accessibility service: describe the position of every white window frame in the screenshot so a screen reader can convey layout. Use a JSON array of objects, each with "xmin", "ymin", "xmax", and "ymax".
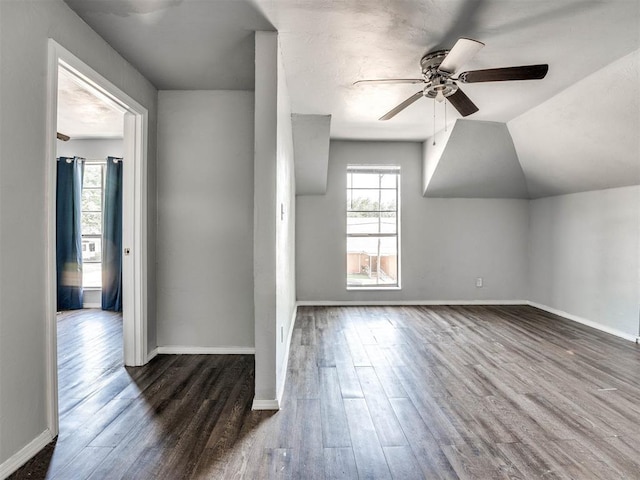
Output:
[
  {"xmin": 346, "ymin": 165, "xmax": 401, "ymax": 290},
  {"xmin": 81, "ymin": 160, "xmax": 106, "ymax": 289}
]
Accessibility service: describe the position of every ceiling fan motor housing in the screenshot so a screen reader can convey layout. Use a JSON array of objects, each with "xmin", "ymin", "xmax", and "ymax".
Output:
[{"xmin": 420, "ymin": 50, "xmax": 458, "ymax": 99}]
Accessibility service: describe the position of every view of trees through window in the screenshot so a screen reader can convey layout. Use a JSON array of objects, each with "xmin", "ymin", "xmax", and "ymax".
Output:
[
  {"xmin": 81, "ymin": 163, "xmax": 104, "ymax": 288},
  {"xmin": 346, "ymin": 165, "xmax": 400, "ymax": 288}
]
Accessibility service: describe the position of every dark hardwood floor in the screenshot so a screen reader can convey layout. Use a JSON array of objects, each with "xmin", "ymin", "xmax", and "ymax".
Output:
[{"xmin": 10, "ymin": 305, "xmax": 640, "ymax": 479}]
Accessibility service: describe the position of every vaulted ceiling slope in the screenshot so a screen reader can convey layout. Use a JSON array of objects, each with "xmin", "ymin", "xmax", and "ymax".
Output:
[
  {"xmin": 508, "ymin": 48, "xmax": 640, "ymax": 198},
  {"xmin": 424, "ymin": 120, "xmax": 527, "ymax": 198},
  {"xmin": 422, "ymin": 48, "xmax": 640, "ymax": 199},
  {"xmin": 292, "ymin": 114, "xmax": 332, "ymax": 195}
]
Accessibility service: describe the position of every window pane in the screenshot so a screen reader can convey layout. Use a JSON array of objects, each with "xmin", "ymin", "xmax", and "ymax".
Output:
[
  {"xmin": 349, "ymin": 173, "xmax": 380, "ymax": 189},
  {"xmin": 348, "ymin": 189, "xmax": 382, "ymax": 211},
  {"xmin": 82, "ymin": 212, "xmax": 101, "ymax": 235},
  {"xmin": 380, "ymin": 173, "xmax": 398, "ymax": 188},
  {"xmin": 82, "ymin": 188, "xmax": 102, "ymax": 212},
  {"xmin": 347, "ymin": 236, "xmax": 398, "ymax": 286},
  {"xmin": 379, "ymin": 190, "xmax": 397, "ymax": 211},
  {"xmin": 380, "ymin": 213, "xmax": 397, "ymax": 233},
  {"xmin": 83, "ymin": 262, "xmax": 102, "ymax": 288},
  {"xmin": 347, "ymin": 212, "xmax": 397, "ymax": 235},
  {"xmin": 84, "ymin": 165, "xmax": 102, "ymax": 187},
  {"xmin": 347, "ymin": 212, "xmax": 380, "ymax": 234},
  {"xmin": 81, "ymin": 237, "xmax": 102, "ymax": 262}
]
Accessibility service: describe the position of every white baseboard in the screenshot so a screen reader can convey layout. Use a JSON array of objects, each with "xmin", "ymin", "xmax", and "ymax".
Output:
[
  {"xmin": 146, "ymin": 348, "xmax": 158, "ymax": 362},
  {"xmin": 156, "ymin": 345, "xmax": 256, "ymax": 355},
  {"xmin": 0, "ymin": 429, "xmax": 54, "ymax": 479},
  {"xmin": 296, "ymin": 299, "xmax": 528, "ymax": 306},
  {"xmin": 527, "ymin": 301, "xmax": 638, "ymax": 343},
  {"xmin": 252, "ymin": 399, "xmax": 280, "ymax": 410}
]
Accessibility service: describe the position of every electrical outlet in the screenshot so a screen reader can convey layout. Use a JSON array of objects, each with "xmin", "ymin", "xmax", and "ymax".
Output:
[{"xmin": 476, "ymin": 277, "xmax": 483, "ymax": 288}]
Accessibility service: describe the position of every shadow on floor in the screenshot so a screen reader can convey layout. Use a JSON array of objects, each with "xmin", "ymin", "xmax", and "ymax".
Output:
[{"xmin": 9, "ymin": 353, "xmax": 278, "ymax": 479}]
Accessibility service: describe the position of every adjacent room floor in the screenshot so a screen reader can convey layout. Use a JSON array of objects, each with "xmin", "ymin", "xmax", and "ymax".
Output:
[{"xmin": 10, "ymin": 305, "xmax": 640, "ymax": 479}]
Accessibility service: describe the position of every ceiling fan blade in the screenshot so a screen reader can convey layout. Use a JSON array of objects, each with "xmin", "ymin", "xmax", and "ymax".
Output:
[
  {"xmin": 379, "ymin": 90, "xmax": 424, "ymax": 121},
  {"xmin": 354, "ymin": 79, "xmax": 425, "ymax": 86},
  {"xmin": 438, "ymin": 38, "xmax": 484, "ymax": 74},
  {"xmin": 57, "ymin": 132, "xmax": 70, "ymax": 141},
  {"xmin": 447, "ymin": 88, "xmax": 478, "ymax": 117},
  {"xmin": 457, "ymin": 64, "xmax": 549, "ymax": 83}
]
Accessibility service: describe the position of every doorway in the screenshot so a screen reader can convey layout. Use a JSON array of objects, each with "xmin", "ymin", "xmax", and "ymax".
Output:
[{"xmin": 46, "ymin": 40, "xmax": 149, "ymax": 438}]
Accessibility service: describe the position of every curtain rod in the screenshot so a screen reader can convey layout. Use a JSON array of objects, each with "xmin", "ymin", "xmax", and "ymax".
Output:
[{"xmin": 57, "ymin": 156, "xmax": 123, "ymax": 163}]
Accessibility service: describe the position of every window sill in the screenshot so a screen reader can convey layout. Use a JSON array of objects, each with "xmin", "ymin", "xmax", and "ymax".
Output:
[{"xmin": 83, "ymin": 287, "xmax": 102, "ymax": 291}]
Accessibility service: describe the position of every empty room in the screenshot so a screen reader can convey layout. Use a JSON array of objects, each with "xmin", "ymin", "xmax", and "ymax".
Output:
[{"xmin": 1, "ymin": 0, "xmax": 639, "ymax": 479}]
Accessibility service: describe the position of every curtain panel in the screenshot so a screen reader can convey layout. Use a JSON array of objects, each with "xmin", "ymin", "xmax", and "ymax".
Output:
[
  {"xmin": 102, "ymin": 157, "xmax": 123, "ymax": 311},
  {"xmin": 56, "ymin": 157, "xmax": 84, "ymax": 310}
]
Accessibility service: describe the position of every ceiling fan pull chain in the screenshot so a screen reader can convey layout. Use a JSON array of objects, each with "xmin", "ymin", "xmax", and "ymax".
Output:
[
  {"xmin": 432, "ymin": 99, "xmax": 436, "ymax": 146},
  {"xmin": 444, "ymin": 98, "xmax": 447, "ymax": 132}
]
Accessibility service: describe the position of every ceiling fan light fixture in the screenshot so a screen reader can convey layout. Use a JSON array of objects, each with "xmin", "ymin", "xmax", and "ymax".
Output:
[{"xmin": 424, "ymin": 76, "xmax": 458, "ymax": 101}]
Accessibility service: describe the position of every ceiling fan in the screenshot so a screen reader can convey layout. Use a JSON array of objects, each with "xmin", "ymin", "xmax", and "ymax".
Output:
[{"xmin": 354, "ymin": 38, "xmax": 548, "ymax": 120}]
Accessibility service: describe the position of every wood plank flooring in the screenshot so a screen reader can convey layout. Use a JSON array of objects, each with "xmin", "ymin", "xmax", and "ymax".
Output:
[{"xmin": 10, "ymin": 305, "xmax": 640, "ymax": 479}]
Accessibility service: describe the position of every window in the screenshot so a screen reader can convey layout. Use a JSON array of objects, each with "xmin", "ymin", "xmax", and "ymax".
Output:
[
  {"xmin": 346, "ymin": 165, "xmax": 400, "ymax": 288},
  {"xmin": 81, "ymin": 163, "xmax": 104, "ymax": 288}
]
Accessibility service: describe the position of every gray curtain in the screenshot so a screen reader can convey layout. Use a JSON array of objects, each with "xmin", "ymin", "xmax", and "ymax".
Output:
[{"xmin": 56, "ymin": 157, "xmax": 84, "ymax": 310}]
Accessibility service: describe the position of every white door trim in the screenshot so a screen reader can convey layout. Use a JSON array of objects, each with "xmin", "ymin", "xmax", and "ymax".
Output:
[{"xmin": 45, "ymin": 39, "xmax": 148, "ymax": 438}]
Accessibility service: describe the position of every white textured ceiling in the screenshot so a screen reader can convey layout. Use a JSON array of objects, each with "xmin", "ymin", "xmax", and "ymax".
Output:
[
  {"xmin": 64, "ymin": 0, "xmax": 640, "ymax": 141},
  {"xmin": 62, "ymin": 0, "xmax": 640, "ymax": 197},
  {"xmin": 57, "ymin": 67, "xmax": 124, "ymax": 139}
]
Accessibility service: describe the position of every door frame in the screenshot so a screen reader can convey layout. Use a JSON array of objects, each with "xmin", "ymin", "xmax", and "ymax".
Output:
[{"xmin": 45, "ymin": 39, "xmax": 149, "ymax": 437}]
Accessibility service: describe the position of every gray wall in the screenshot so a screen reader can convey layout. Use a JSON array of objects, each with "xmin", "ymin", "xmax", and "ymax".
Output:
[
  {"xmin": 275, "ymin": 37, "xmax": 296, "ymax": 401},
  {"xmin": 0, "ymin": 0, "xmax": 157, "ymax": 469},
  {"xmin": 254, "ymin": 32, "xmax": 278, "ymax": 403},
  {"xmin": 253, "ymin": 32, "xmax": 297, "ymax": 405},
  {"xmin": 156, "ymin": 91, "xmax": 255, "ymax": 349},
  {"xmin": 57, "ymin": 138, "xmax": 123, "ymax": 160},
  {"xmin": 529, "ymin": 186, "xmax": 640, "ymax": 337},
  {"xmin": 297, "ymin": 141, "xmax": 530, "ymax": 303}
]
